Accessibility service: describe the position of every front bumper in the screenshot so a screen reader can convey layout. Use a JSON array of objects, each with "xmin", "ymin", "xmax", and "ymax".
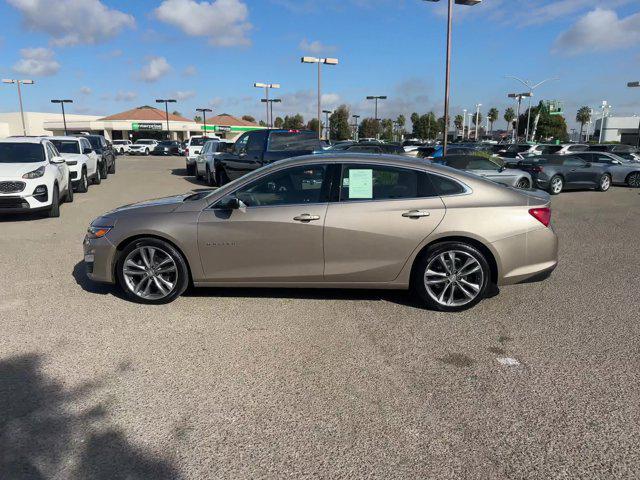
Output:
[
  {"xmin": 83, "ymin": 234, "xmax": 117, "ymax": 284},
  {"xmin": 0, "ymin": 182, "xmax": 52, "ymax": 213}
]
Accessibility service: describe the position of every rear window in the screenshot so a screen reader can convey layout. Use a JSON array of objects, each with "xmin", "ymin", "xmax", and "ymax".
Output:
[
  {"xmin": 430, "ymin": 174, "xmax": 466, "ymax": 196},
  {"xmin": 268, "ymin": 131, "xmax": 320, "ymax": 152},
  {"xmin": 189, "ymin": 137, "xmax": 206, "ymax": 146},
  {"xmin": 538, "ymin": 145, "xmax": 562, "ymax": 154},
  {"xmin": 50, "ymin": 140, "xmax": 80, "ymax": 154},
  {"xmin": 0, "ymin": 143, "xmax": 46, "ymax": 163}
]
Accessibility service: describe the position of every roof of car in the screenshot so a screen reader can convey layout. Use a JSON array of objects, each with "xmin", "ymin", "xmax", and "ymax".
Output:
[
  {"xmin": 47, "ymin": 136, "xmax": 83, "ymax": 141},
  {"xmin": 0, "ymin": 136, "xmax": 47, "ymax": 144}
]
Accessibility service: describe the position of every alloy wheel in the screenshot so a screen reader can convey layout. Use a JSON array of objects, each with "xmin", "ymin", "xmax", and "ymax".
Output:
[
  {"xmin": 600, "ymin": 175, "xmax": 611, "ymax": 191},
  {"xmin": 423, "ymin": 250, "xmax": 484, "ymax": 308},
  {"xmin": 551, "ymin": 177, "xmax": 563, "ymax": 194},
  {"xmin": 628, "ymin": 172, "xmax": 640, "ymax": 188},
  {"xmin": 516, "ymin": 178, "xmax": 530, "ymax": 189},
  {"xmin": 122, "ymin": 246, "xmax": 178, "ymax": 300}
]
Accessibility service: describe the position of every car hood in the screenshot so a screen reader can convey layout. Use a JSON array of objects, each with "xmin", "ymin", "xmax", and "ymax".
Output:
[
  {"xmin": 107, "ymin": 193, "xmax": 193, "ymax": 215},
  {"xmin": 0, "ymin": 161, "xmax": 47, "ymax": 178},
  {"xmin": 131, "ymin": 144, "xmax": 153, "ymax": 149}
]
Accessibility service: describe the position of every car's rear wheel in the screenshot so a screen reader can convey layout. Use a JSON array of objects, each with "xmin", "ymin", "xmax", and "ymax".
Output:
[
  {"xmin": 47, "ymin": 185, "xmax": 60, "ymax": 218},
  {"xmin": 65, "ymin": 177, "xmax": 74, "ymax": 203},
  {"xmin": 549, "ymin": 175, "xmax": 563, "ymax": 195},
  {"xmin": 516, "ymin": 177, "xmax": 530, "ymax": 189},
  {"xmin": 626, "ymin": 172, "xmax": 640, "ymax": 188},
  {"xmin": 206, "ymin": 165, "xmax": 216, "ymax": 186},
  {"xmin": 117, "ymin": 238, "xmax": 189, "ymax": 304},
  {"xmin": 145, "ymin": 148, "xmax": 149, "ymax": 156},
  {"xmin": 413, "ymin": 241, "xmax": 491, "ymax": 312},
  {"xmin": 93, "ymin": 166, "xmax": 101, "ymax": 185},
  {"xmin": 108, "ymin": 158, "xmax": 116, "ymax": 174},
  {"xmin": 99, "ymin": 160, "xmax": 108, "ymax": 179},
  {"xmin": 186, "ymin": 163, "xmax": 195, "ymax": 175},
  {"xmin": 598, "ymin": 174, "xmax": 611, "ymax": 192},
  {"xmin": 216, "ymin": 168, "xmax": 229, "ymax": 186},
  {"xmin": 77, "ymin": 168, "xmax": 89, "ymax": 193}
]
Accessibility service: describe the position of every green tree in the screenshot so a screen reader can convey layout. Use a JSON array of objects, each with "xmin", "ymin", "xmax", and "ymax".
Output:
[
  {"xmin": 576, "ymin": 106, "xmax": 591, "ymax": 141},
  {"xmin": 329, "ymin": 104, "xmax": 352, "ymax": 141},
  {"xmin": 472, "ymin": 112, "xmax": 483, "ymax": 126},
  {"xmin": 259, "ymin": 120, "xmax": 267, "ymax": 127},
  {"xmin": 504, "ymin": 107, "xmax": 515, "ymax": 134},
  {"xmin": 454, "ymin": 114, "xmax": 464, "ymax": 131},
  {"xmin": 396, "ymin": 114, "xmax": 406, "ymax": 138},
  {"xmin": 437, "ymin": 116, "xmax": 446, "ymax": 138},
  {"xmin": 380, "ymin": 118, "xmax": 394, "ymax": 142},
  {"xmin": 488, "ymin": 107, "xmax": 499, "ymax": 133},
  {"xmin": 193, "ymin": 115, "xmax": 202, "ymax": 123},
  {"xmin": 306, "ymin": 118, "xmax": 320, "ymax": 133},
  {"xmin": 172, "ymin": 110, "xmax": 182, "ymax": 117},
  {"xmin": 359, "ymin": 118, "xmax": 380, "ymax": 139},
  {"xmin": 274, "ymin": 116, "xmax": 284, "ymax": 128},
  {"xmin": 410, "ymin": 112, "xmax": 420, "ymax": 136},
  {"xmin": 242, "ymin": 115, "xmax": 256, "ymax": 123},
  {"xmin": 520, "ymin": 101, "xmax": 568, "ymax": 141},
  {"xmin": 282, "ymin": 114, "xmax": 304, "ymax": 130}
]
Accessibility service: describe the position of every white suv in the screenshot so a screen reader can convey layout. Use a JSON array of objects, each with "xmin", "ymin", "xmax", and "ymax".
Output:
[
  {"xmin": 0, "ymin": 137, "xmax": 73, "ymax": 217},
  {"xmin": 129, "ymin": 139, "xmax": 159, "ymax": 155},
  {"xmin": 185, "ymin": 135, "xmax": 218, "ymax": 175},
  {"xmin": 113, "ymin": 139, "xmax": 133, "ymax": 155},
  {"xmin": 49, "ymin": 136, "xmax": 99, "ymax": 193}
]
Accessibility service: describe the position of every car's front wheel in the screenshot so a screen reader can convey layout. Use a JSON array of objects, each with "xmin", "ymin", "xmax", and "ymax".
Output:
[
  {"xmin": 413, "ymin": 241, "xmax": 491, "ymax": 312},
  {"xmin": 206, "ymin": 165, "xmax": 216, "ymax": 186},
  {"xmin": 108, "ymin": 158, "xmax": 116, "ymax": 174},
  {"xmin": 77, "ymin": 168, "xmax": 89, "ymax": 193},
  {"xmin": 598, "ymin": 174, "xmax": 611, "ymax": 192},
  {"xmin": 99, "ymin": 160, "xmax": 108, "ymax": 179},
  {"xmin": 65, "ymin": 177, "xmax": 74, "ymax": 203},
  {"xmin": 515, "ymin": 177, "xmax": 530, "ymax": 189},
  {"xmin": 47, "ymin": 185, "xmax": 60, "ymax": 218},
  {"xmin": 627, "ymin": 171, "xmax": 640, "ymax": 188},
  {"xmin": 116, "ymin": 238, "xmax": 190, "ymax": 304}
]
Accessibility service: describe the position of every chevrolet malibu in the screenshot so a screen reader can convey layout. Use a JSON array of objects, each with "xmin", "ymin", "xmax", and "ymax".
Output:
[{"xmin": 83, "ymin": 154, "xmax": 558, "ymax": 311}]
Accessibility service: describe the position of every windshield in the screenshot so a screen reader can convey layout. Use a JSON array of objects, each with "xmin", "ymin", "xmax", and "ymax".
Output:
[
  {"xmin": 189, "ymin": 137, "xmax": 206, "ymax": 146},
  {"xmin": 50, "ymin": 140, "xmax": 80, "ymax": 154},
  {"xmin": 268, "ymin": 131, "xmax": 320, "ymax": 152},
  {"xmin": 158, "ymin": 141, "xmax": 174, "ymax": 146},
  {"xmin": 0, "ymin": 143, "xmax": 45, "ymax": 163},
  {"xmin": 85, "ymin": 137, "xmax": 101, "ymax": 149},
  {"xmin": 135, "ymin": 140, "xmax": 155, "ymax": 145},
  {"xmin": 113, "ymin": 140, "xmax": 128, "ymax": 145}
]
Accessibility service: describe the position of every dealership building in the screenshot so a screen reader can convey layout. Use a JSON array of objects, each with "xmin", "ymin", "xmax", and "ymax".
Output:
[{"xmin": 594, "ymin": 115, "xmax": 640, "ymax": 144}]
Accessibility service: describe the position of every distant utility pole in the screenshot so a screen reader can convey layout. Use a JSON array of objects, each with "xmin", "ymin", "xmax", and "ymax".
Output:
[
  {"xmin": 506, "ymin": 75, "xmax": 558, "ymax": 142},
  {"xmin": 261, "ymin": 98, "xmax": 282, "ymax": 129},
  {"xmin": 507, "ymin": 92, "xmax": 532, "ymax": 142},
  {"xmin": 627, "ymin": 81, "xmax": 640, "ymax": 148},
  {"xmin": 156, "ymin": 98, "xmax": 176, "ymax": 139},
  {"xmin": 301, "ymin": 57, "xmax": 339, "ymax": 139},
  {"xmin": 474, "ymin": 103, "xmax": 482, "ymax": 141},
  {"xmin": 352, "ymin": 114, "xmax": 360, "ymax": 141},
  {"xmin": 51, "ymin": 99, "xmax": 73, "ymax": 135},
  {"xmin": 2, "ymin": 78, "xmax": 35, "ymax": 136},
  {"xmin": 196, "ymin": 107, "xmax": 212, "ymax": 137},
  {"xmin": 254, "ymin": 82, "xmax": 280, "ymax": 127},
  {"xmin": 322, "ymin": 109, "xmax": 332, "ymax": 140},
  {"xmin": 366, "ymin": 95, "xmax": 386, "ymax": 139}
]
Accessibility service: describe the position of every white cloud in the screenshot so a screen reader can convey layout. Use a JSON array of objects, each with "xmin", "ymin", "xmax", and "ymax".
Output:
[
  {"xmin": 183, "ymin": 65, "xmax": 197, "ymax": 77},
  {"xmin": 13, "ymin": 47, "xmax": 60, "ymax": 76},
  {"xmin": 7, "ymin": 0, "xmax": 135, "ymax": 47},
  {"xmin": 80, "ymin": 86, "xmax": 92, "ymax": 95},
  {"xmin": 173, "ymin": 90, "xmax": 196, "ymax": 101},
  {"xmin": 137, "ymin": 56, "xmax": 171, "ymax": 82},
  {"xmin": 299, "ymin": 38, "xmax": 335, "ymax": 54},
  {"xmin": 553, "ymin": 8, "xmax": 640, "ymax": 55},
  {"xmin": 155, "ymin": 0, "xmax": 251, "ymax": 47},
  {"xmin": 114, "ymin": 91, "xmax": 138, "ymax": 102}
]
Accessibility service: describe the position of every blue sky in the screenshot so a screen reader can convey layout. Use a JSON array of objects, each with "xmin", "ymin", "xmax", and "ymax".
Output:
[{"xmin": 0, "ymin": 0, "xmax": 639, "ymax": 130}]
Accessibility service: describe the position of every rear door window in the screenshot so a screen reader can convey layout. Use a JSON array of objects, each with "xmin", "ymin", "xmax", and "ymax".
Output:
[
  {"xmin": 339, "ymin": 164, "xmax": 437, "ymax": 201},
  {"xmin": 268, "ymin": 131, "xmax": 319, "ymax": 151}
]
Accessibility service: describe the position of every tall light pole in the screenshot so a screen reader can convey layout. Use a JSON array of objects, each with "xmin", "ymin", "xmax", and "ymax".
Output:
[
  {"xmin": 366, "ymin": 95, "xmax": 386, "ymax": 139},
  {"xmin": 254, "ymin": 82, "xmax": 280, "ymax": 127},
  {"xmin": 423, "ymin": 0, "xmax": 482, "ymax": 154},
  {"xmin": 156, "ymin": 99, "xmax": 176, "ymax": 139},
  {"xmin": 598, "ymin": 101, "xmax": 612, "ymax": 144},
  {"xmin": 508, "ymin": 92, "xmax": 532, "ymax": 142},
  {"xmin": 50, "ymin": 99, "xmax": 73, "ymax": 135},
  {"xmin": 261, "ymin": 98, "xmax": 282, "ymax": 128},
  {"xmin": 627, "ymin": 81, "xmax": 640, "ymax": 148},
  {"xmin": 2, "ymin": 79, "xmax": 34, "ymax": 136},
  {"xmin": 506, "ymin": 75, "xmax": 558, "ymax": 142},
  {"xmin": 474, "ymin": 103, "xmax": 482, "ymax": 141},
  {"xmin": 301, "ymin": 57, "xmax": 339, "ymax": 139},
  {"xmin": 462, "ymin": 108, "xmax": 467, "ymax": 140},
  {"xmin": 352, "ymin": 114, "xmax": 360, "ymax": 141},
  {"xmin": 196, "ymin": 107, "xmax": 212, "ymax": 137},
  {"xmin": 322, "ymin": 109, "xmax": 332, "ymax": 140}
]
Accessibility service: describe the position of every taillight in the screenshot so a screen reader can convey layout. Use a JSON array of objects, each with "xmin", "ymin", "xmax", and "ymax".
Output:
[
  {"xmin": 529, "ymin": 207, "xmax": 551, "ymax": 227},
  {"xmin": 186, "ymin": 148, "xmax": 189, "ymax": 156},
  {"xmin": 530, "ymin": 166, "xmax": 543, "ymax": 173}
]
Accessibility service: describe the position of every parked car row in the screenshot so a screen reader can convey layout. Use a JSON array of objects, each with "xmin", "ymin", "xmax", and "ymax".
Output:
[{"xmin": 0, "ymin": 134, "xmax": 116, "ymax": 218}]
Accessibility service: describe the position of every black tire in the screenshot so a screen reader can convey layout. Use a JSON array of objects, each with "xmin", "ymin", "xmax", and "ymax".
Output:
[
  {"xmin": 206, "ymin": 165, "xmax": 216, "ymax": 186},
  {"xmin": 108, "ymin": 157, "xmax": 116, "ymax": 174},
  {"xmin": 99, "ymin": 160, "xmax": 108, "ymax": 179},
  {"xmin": 116, "ymin": 238, "xmax": 190, "ymax": 305},
  {"xmin": 217, "ymin": 167, "xmax": 230, "ymax": 186},
  {"xmin": 47, "ymin": 185, "xmax": 60, "ymax": 218},
  {"xmin": 93, "ymin": 166, "xmax": 101, "ymax": 185},
  {"xmin": 145, "ymin": 148, "xmax": 149, "ymax": 156},
  {"xmin": 548, "ymin": 175, "xmax": 563, "ymax": 195},
  {"xmin": 195, "ymin": 168, "xmax": 203, "ymax": 180},
  {"xmin": 77, "ymin": 168, "xmax": 89, "ymax": 193},
  {"xmin": 515, "ymin": 177, "xmax": 530, "ymax": 189},
  {"xmin": 65, "ymin": 177, "xmax": 74, "ymax": 203},
  {"xmin": 597, "ymin": 174, "xmax": 611, "ymax": 192},
  {"xmin": 412, "ymin": 241, "xmax": 491, "ymax": 312},
  {"xmin": 186, "ymin": 163, "xmax": 195, "ymax": 176},
  {"xmin": 627, "ymin": 172, "xmax": 640, "ymax": 188}
]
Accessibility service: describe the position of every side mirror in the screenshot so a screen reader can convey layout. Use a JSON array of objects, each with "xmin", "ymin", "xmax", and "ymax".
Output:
[
  {"xmin": 585, "ymin": 162, "xmax": 592, "ymax": 167},
  {"xmin": 51, "ymin": 156, "xmax": 66, "ymax": 164},
  {"xmin": 83, "ymin": 147, "xmax": 93, "ymax": 154},
  {"xmin": 216, "ymin": 196, "xmax": 246, "ymax": 210}
]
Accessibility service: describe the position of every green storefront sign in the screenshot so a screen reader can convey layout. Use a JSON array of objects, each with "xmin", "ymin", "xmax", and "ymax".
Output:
[
  {"xmin": 200, "ymin": 125, "xmax": 264, "ymax": 133},
  {"xmin": 132, "ymin": 122, "xmax": 163, "ymax": 131}
]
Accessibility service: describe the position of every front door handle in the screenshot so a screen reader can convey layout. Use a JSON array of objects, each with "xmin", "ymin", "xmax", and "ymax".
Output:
[
  {"xmin": 402, "ymin": 210, "xmax": 430, "ymax": 218},
  {"xmin": 293, "ymin": 214, "xmax": 321, "ymax": 222}
]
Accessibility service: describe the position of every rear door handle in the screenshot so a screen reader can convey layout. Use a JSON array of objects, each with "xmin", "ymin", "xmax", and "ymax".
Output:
[
  {"xmin": 402, "ymin": 210, "xmax": 430, "ymax": 218},
  {"xmin": 293, "ymin": 214, "xmax": 321, "ymax": 222}
]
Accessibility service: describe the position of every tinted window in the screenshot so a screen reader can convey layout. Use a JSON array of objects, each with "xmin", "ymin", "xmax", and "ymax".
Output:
[
  {"xmin": 246, "ymin": 131, "xmax": 266, "ymax": 151},
  {"xmin": 339, "ymin": 164, "xmax": 436, "ymax": 201},
  {"xmin": 232, "ymin": 164, "xmax": 328, "ymax": 207},
  {"xmin": 430, "ymin": 174, "xmax": 466, "ymax": 196},
  {"xmin": 50, "ymin": 140, "xmax": 80, "ymax": 154},
  {"xmin": 594, "ymin": 155, "xmax": 614, "ymax": 164},
  {"xmin": 268, "ymin": 131, "xmax": 320, "ymax": 152},
  {"xmin": 466, "ymin": 158, "xmax": 500, "ymax": 170},
  {"xmin": 86, "ymin": 137, "xmax": 101, "ymax": 149},
  {"xmin": 189, "ymin": 137, "xmax": 206, "ymax": 146},
  {"xmin": 538, "ymin": 145, "xmax": 562, "ymax": 154},
  {"xmin": 441, "ymin": 156, "xmax": 469, "ymax": 169},
  {"xmin": 158, "ymin": 141, "xmax": 174, "ymax": 146},
  {"xmin": 346, "ymin": 146, "xmax": 382, "ymax": 153},
  {"xmin": 563, "ymin": 158, "xmax": 586, "ymax": 167},
  {"xmin": 136, "ymin": 140, "xmax": 155, "ymax": 145},
  {"xmin": 234, "ymin": 133, "xmax": 249, "ymax": 154},
  {"xmin": 0, "ymin": 143, "xmax": 46, "ymax": 163},
  {"xmin": 567, "ymin": 145, "xmax": 587, "ymax": 151}
]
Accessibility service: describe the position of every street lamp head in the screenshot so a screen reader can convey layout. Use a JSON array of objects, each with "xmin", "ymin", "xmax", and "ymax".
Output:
[
  {"xmin": 196, "ymin": 108, "xmax": 212, "ymax": 113},
  {"xmin": 270, "ymin": 83, "xmax": 280, "ymax": 89},
  {"xmin": 22, "ymin": 80, "xmax": 35, "ymax": 85},
  {"xmin": 301, "ymin": 56, "xmax": 319, "ymax": 64},
  {"xmin": 422, "ymin": 0, "xmax": 481, "ymax": 4},
  {"xmin": 253, "ymin": 82, "xmax": 267, "ymax": 88},
  {"xmin": 272, "ymin": 98, "xmax": 282, "ymax": 103},
  {"xmin": 627, "ymin": 81, "xmax": 640, "ymax": 88},
  {"xmin": 323, "ymin": 58, "xmax": 339, "ymax": 65},
  {"xmin": 322, "ymin": 110, "xmax": 332, "ymax": 114},
  {"xmin": 2, "ymin": 79, "xmax": 15, "ymax": 84}
]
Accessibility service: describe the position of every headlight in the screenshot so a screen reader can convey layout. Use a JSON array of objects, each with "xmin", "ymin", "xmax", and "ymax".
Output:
[
  {"xmin": 86, "ymin": 225, "xmax": 113, "ymax": 239},
  {"xmin": 22, "ymin": 166, "xmax": 45, "ymax": 179}
]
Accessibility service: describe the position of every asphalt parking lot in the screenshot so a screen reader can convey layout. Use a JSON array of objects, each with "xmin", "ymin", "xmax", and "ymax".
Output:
[{"xmin": 1, "ymin": 155, "xmax": 639, "ymax": 479}]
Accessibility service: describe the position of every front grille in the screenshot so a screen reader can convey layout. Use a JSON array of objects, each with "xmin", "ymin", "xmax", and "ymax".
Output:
[
  {"xmin": 0, "ymin": 181, "xmax": 25, "ymax": 193},
  {"xmin": 0, "ymin": 196, "xmax": 29, "ymax": 209},
  {"xmin": 70, "ymin": 171, "xmax": 78, "ymax": 179}
]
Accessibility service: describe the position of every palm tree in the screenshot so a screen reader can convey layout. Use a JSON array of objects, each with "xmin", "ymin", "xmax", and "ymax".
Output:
[
  {"xmin": 504, "ymin": 107, "xmax": 515, "ymax": 136},
  {"xmin": 488, "ymin": 107, "xmax": 499, "ymax": 134},
  {"xmin": 454, "ymin": 114, "xmax": 464, "ymax": 131},
  {"xmin": 576, "ymin": 106, "xmax": 591, "ymax": 142}
]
